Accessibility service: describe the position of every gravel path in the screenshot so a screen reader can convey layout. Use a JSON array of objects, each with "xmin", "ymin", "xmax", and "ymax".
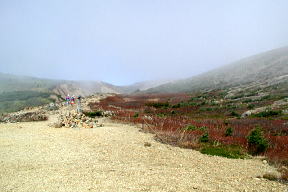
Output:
[{"xmin": 0, "ymin": 112, "xmax": 287, "ymax": 191}]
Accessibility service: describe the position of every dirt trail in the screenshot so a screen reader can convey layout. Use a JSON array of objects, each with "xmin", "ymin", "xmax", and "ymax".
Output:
[{"xmin": 0, "ymin": 103, "xmax": 287, "ymax": 192}]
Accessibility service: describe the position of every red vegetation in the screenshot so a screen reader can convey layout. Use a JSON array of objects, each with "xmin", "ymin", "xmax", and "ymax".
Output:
[{"xmin": 90, "ymin": 94, "xmax": 288, "ymax": 163}]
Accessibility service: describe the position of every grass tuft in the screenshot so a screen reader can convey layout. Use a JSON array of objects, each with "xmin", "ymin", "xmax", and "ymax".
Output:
[{"xmin": 200, "ymin": 145, "xmax": 248, "ymax": 159}]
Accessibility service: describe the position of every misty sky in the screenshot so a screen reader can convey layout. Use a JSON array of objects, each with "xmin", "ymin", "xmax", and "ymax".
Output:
[{"xmin": 0, "ymin": 0, "xmax": 288, "ymax": 85}]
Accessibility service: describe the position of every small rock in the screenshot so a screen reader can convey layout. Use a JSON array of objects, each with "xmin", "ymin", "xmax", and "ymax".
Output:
[
  {"xmin": 53, "ymin": 122, "xmax": 63, "ymax": 128},
  {"xmin": 144, "ymin": 142, "xmax": 152, "ymax": 147}
]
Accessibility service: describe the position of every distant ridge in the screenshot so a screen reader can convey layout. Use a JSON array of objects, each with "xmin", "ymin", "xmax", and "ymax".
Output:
[
  {"xmin": 0, "ymin": 72, "xmax": 169, "ymax": 113},
  {"xmin": 144, "ymin": 46, "xmax": 288, "ymax": 93}
]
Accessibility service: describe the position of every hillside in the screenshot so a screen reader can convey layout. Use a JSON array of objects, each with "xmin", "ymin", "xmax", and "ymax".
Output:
[
  {"xmin": 145, "ymin": 47, "xmax": 288, "ymax": 93},
  {"xmin": 117, "ymin": 79, "xmax": 174, "ymax": 93},
  {"xmin": 0, "ymin": 73, "xmax": 60, "ymax": 93}
]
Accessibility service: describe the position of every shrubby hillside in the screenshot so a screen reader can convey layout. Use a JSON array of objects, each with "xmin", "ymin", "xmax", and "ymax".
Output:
[
  {"xmin": 145, "ymin": 47, "xmax": 288, "ymax": 93},
  {"xmin": 0, "ymin": 91, "xmax": 55, "ymax": 113}
]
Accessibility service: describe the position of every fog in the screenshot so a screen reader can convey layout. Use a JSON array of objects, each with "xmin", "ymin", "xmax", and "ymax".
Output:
[{"xmin": 0, "ymin": 0, "xmax": 287, "ymax": 85}]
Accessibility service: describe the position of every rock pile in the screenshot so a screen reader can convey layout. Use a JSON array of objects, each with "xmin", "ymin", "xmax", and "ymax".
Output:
[
  {"xmin": 44, "ymin": 103, "xmax": 59, "ymax": 111},
  {"xmin": 0, "ymin": 111, "xmax": 48, "ymax": 123},
  {"xmin": 51, "ymin": 111, "xmax": 104, "ymax": 128}
]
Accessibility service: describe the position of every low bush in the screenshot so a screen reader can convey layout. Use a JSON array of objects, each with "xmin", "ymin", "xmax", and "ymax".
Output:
[
  {"xmin": 253, "ymin": 110, "xmax": 282, "ymax": 118},
  {"xmin": 184, "ymin": 125, "xmax": 207, "ymax": 131},
  {"xmin": 260, "ymin": 95, "xmax": 271, "ymax": 100},
  {"xmin": 230, "ymin": 111, "xmax": 240, "ymax": 117},
  {"xmin": 231, "ymin": 94, "xmax": 244, "ymax": 99},
  {"xmin": 84, "ymin": 111, "xmax": 103, "ymax": 118},
  {"xmin": 247, "ymin": 104, "xmax": 255, "ymax": 109},
  {"xmin": 247, "ymin": 126, "xmax": 268, "ymax": 155},
  {"xmin": 199, "ymin": 132, "xmax": 209, "ymax": 142},
  {"xmin": 225, "ymin": 127, "xmax": 233, "ymax": 137},
  {"xmin": 185, "ymin": 124, "xmax": 197, "ymax": 130},
  {"xmin": 243, "ymin": 99, "xmax": 253, "ymax": 103},
  {"xmin": 200, "ymin": 145, "xmax": 247, "ymax": 159},
  {"xmin": 133, "ymin": 113, "xmax": 139, "ymax": 118},
  {"xmin": 146, "ymin": 102, "xmax": 170, "ymax": 108}
]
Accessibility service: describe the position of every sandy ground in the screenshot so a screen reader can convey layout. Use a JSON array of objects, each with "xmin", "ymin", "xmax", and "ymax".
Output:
[{"xmin": 0, "ymin": 110, "xmax": 288, "ymax": 191}]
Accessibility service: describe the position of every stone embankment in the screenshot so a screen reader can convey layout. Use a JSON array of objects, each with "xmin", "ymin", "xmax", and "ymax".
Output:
[{"xmin": 0, "ymin": 110, "xmax": 48, "ymax": 123}]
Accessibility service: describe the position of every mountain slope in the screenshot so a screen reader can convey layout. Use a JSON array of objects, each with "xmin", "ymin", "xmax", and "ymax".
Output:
[
  {"xmin": 0, "ymin": 73, "xmax": 60, "ymax": 93},
  {"xmin": 0, "ymin": 73, "xmax": 169, "ymax": 113},
  {"xmin": 0, "ymin": 73, "xmax": 121, "ymax": 96},
  {"xmin": 117, "ymin": 79, "xmax": 174, "ymax": 93},
  {"xmin": 145, "ymin": 47, "xmax": 288, "ymax": 93}
]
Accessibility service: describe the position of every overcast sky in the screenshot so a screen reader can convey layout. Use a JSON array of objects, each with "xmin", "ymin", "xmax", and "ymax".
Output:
[{"xmin": 0, "ymin": 0, "xmax": 288, "ymax": 85}]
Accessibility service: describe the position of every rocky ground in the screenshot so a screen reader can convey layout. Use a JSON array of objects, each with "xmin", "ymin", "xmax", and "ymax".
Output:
[{"xmin": 0, "ymin": 94, "xmax": 287, "ymax": 192}]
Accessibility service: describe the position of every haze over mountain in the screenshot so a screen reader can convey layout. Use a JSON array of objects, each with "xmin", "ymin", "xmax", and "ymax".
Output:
[
  {"xmin": 144, "ymin": 47, "xmax": 288, "ymax": 93},
  {"xmin": 1, "ymin": 46, "xmax": 288, "ymax": 113},
  {"xmin": 0, "ymin": 72, "xmax": 172, "ymax": 113},
  {"xmin": 1, "ymin": 1, "xmax": 288, "ymax": 84}
]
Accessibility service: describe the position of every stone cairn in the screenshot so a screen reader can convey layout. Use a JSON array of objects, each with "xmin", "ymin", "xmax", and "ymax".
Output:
[{"xmin": 52, "ymin": 111, "xmax": 103, "ymax": 128}]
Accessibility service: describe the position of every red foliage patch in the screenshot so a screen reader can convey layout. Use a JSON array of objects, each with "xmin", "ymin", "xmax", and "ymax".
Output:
[{"xmin": 90, "ymin": 94, "xmax": 288, "ymax": 162}]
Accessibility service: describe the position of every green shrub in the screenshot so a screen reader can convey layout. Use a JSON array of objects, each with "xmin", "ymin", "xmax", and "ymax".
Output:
[
  {"xmin": 199, "ymin": 126, "xmax": 208, "ymax": 131},
  {"xmin": 260, "ymin": 95, "xmax": 271, "ymax": 100},
  {"xmin": 253, "ymin": 110, "xmax": 282, "ymax": 118},
  {"xmin": 230, "ymin": 111, "xmax": 240, "ymax": 117},
  {"xmin": 227, "ymin": 104, "xmax": 237, "ymax": 109},
  {"xmin": 185, "ymin": 124, "xmax": 197, "ymax": 131},
  {"xmin": 172, "ymin": 101, "xmax": 197, "ymax": 108},
  {"xmin": 145, "ymin": 102, "xmax": 169, "ymax": 108},
  {"xmin": 199, "ymin": 133, "xmax": 209, "ymax": 142},
  {"xmin": 200, "ymin": 145, "xmax": 247, "ymax": 159},
  {"xmin": 225, "ymin": 127, "xmax": 233, "ymax": 137},
  {"xmin": 84, "ymin": 111, "xmax": 103, "ymax": 118},
  {"xmin": 200, "ymin": 107, "xmax": 215, "ymax": 112},
  {"xmin": 231, "ymin": 94, "xmax": 244, "ymax": 99},
  {"xmin": 133, "ymin": 113, "xmax": 139, "ymax": 118},
  {"xmin": 200, "ymin": 101, "xmax": 206, "ymax": 106},
  {"xmin": 247, "ymin": 126, "xmax": 268, "ymax": 155},
  {"xmin": 247, "ymin": 104, "xmax": 255, "ymax": 109},
  {"xmin": 172, "ymin": 103, "xmax": 181, "ymax": 108},
  {"xmin": 157, "ymin": 113, "xmax": 166, "ymax": 117},
  {"xmin": 185, "ymin": 125, "xmax": 207, "ymax": 131},
  {"xmin": 243, "ymin": 99, "xmax": 253, "ymax": 103}
]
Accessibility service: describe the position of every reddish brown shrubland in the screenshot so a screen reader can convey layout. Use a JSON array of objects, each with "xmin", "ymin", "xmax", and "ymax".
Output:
[{"xmin": 91, "ymin": 94, "xmax": 288, "ymax": 165}]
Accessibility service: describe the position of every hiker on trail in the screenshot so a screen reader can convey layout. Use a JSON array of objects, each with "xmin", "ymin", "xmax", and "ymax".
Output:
[
  {"xmin": 77, "ymin": 96, "xmax": 82, "ymax": 113},
  {"xmin": 65, "ymin": 94, "xmax": 70, "ymax": 106},
  {"xmin": 71, "ymin": 95, "xmax": 75, "ymax": 105}
]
